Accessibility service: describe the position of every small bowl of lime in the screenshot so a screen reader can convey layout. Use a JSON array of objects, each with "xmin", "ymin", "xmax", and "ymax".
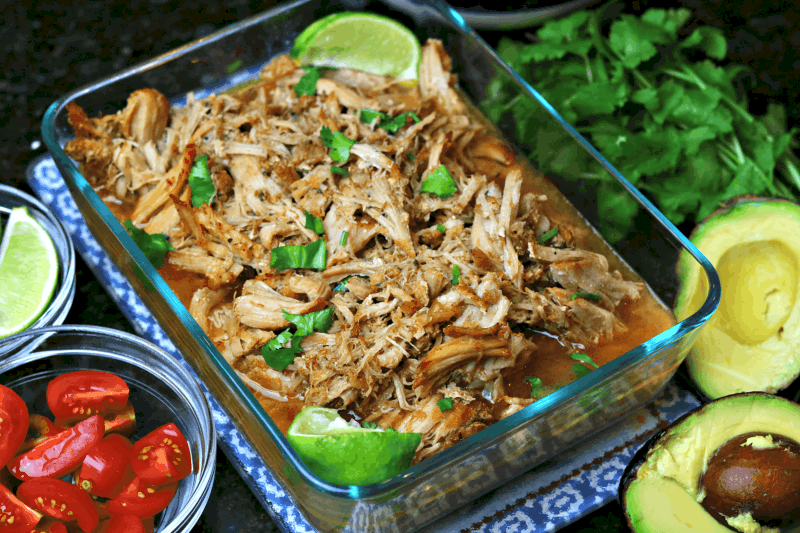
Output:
[{"xmin": 0, "ymin": 184, "xmax": 76, "ymax": 355}]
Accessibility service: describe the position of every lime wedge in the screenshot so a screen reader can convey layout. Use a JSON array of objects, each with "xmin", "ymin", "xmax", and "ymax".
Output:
[
  {"xmin": 0, "ymin": 206, "xmax": 59, "ymax": 338},
  {"xmin": 287, "ymin": 406, "xmax": 421, "ymax": 486},
  {"xmin": 290, "ymin": 12, "xmax": 422, "ymax": 81}
]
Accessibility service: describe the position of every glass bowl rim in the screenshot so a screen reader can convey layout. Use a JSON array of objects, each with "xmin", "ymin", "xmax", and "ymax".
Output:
[{"xmin": 0, "ymin": 323, "xmax": 217, "ymax": 532}]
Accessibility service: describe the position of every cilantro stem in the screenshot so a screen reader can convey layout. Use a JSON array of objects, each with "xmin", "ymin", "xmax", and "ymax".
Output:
[
  {"xmin": 664, "ymin": 64, "xmax": 755, "ymax": 125},
  {"xmin": 782, "ymin": 157, "xmax": 800, "ymax": 194}
]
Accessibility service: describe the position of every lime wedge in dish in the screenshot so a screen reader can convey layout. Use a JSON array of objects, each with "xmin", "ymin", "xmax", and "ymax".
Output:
[
  {"xmin": 286, "ymin": 406, "xmax": 421, "ymax": 486},
  {"xmin": 290, "ymin": 12, "xmax": 422, "ymax": 81},
  {"xmin": 0, "ymin": 206, "xmax": 59, "ymax": 339}
]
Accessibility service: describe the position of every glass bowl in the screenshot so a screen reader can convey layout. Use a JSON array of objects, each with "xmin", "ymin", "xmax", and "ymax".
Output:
[
  {"xmin": 39, "ymin": 0, "xmax": 721, "ymax": 530},
  {"xmin": 0, "ymin": 184, "xmax": 76, "ymax": 353},
  {"xmin": 0, "ymin": 325, "xmax": 216, "ymax": 533}
]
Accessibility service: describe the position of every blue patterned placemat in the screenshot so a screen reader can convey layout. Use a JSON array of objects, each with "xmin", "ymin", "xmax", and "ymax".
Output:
[{"xmin": 27, "ymin": 154, "xmax": 702, "ymax": 532}]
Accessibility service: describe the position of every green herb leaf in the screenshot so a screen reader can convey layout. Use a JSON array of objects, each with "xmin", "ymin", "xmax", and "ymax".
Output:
[
  {"xmin": 420, "ymin": 165, "xmax": 457, "ymax": 198},
  {"xmin": 283, "ymin": 307, "xmax": 335, "ymax": 336},
  {"xmin": 570, "ymin": 352, "xmax": 600, "ymax": 369},
  {"xmin": 304, "ymin": 211, "xmax": 324, "ymax": 235},
  {"xmin": 408, "ymin": 153, "xmax": 416, "ymax": 161},
  {"xmin": 571, "ymin": 292, "xmax": 602, "ymax": 301},
  {"xmin": 188, "ymin": 155, "xmax": 215, "ymax": 207},
  {"xmin": 330, "ymin": 165, "xmax": 349, "ymax": 176},
  {"xmin": 226, "ymin": 59, "xmax": 243, "ymax": 74},
  {"xmin": 362, "ymin": 422, "xmax": 379, "ymax": 429},
  {"xmin": 340, "ymin": 231, "xmax": 348, "ymax": 246},
  {"xmin": 295, "ymin": 66, "xmax": 321, "ymax": 97},
  {"xmin": 270, "ymin": 239, "xmax": 327, "ymax": 272},
  {"xmin": 452, "ymin": 264, "xmax": 460, "ymax": 285},
  {"xmin": 320, "ymin": 126, "xmax": 357, "ymax": 162},
  {"xmin": 437, "ymin": 398, "xmax": 453, "ymax": 412},
  {"xmin": 261, "ymin": 333, "xmax": 304, "ymax": 371},
  {"xmin": 436, "ymin": 223, "xmax": 446, "ymax": 232},
  {"xmin": 572, "ymin": 364, "xmax": 593, "ymax": 379},
  {"xmin": 334, "ymin": 275, "xmax": 355, "ymax": 293},
  {"xmin": 538, "ymin": 227, "xmax": 558, "ymax": 244},
  {"xmin": 525, "ymin": 376, "xmax": 544, "ymax": 398},
  {"xmin": 123, "ymin": 220, "xmax": 174, "ymax": 269},
  {"xmin": 680, "ymin": 26, "xmax": 727, "ymax": 59},
  {"xmin": 360, "ymin": 109, "xmax": 421, "ymax": 133}
]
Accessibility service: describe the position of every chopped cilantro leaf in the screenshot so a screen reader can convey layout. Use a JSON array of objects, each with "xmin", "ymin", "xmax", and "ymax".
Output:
[
  {"xmin": 123, "ymin": 220, "xmax": 174, "ymax": 269},
  {"xmin": 270, "ymin": 239, "xmax": 327, "ymax": 272},
  {"xmin": 572, "ymin": 364, "xmax": 593, "ymax": 379},
  {"xmin": 225, "ymin": 59, "xmax": 243, "ymax": 74},
  {"xmin": 340, "ymin": 231, "xmax": 348, "ymax": 246},
  {"xmin": 261, "ymin": 333, "xmax": 303, "ymax": 371},
  {"xmin": 295, "ymin": 66, "xmax": 321, "ymax": 97},
  {"xmin": 304, "ymin": 211, "xmax": 324, "ymax": 235},
  {"xmin": 571, "ymin": 292, "xmax": 603, "ymax": 301},
  {"xmin": 437, "ymin": 398, "xmax": 454, "ymax": 412},
  {"xmin": 452, "ymin": 264, "xmax": 460, "ymax": 285},
  {"xmin": 408, "ymin": 153, "xmax": 416, "ymax": 161},
  {"xmin": 420, "ymin": 165, "xmax": 457, "ymax": 198},
  {"xmin": 360, "ymin": 110, "xmax": 421, "ymax": 133},
  {"xmin": 330, "ymin": 165, "xmax": 349, "ymax": 176},
  {"xmin": 320, "ymin": 126, "xmax": 357, "ymax": 162},
  {"xmin": 436, "ymin": 223, "xmax": 446, "ymax": 232},
  {"xmin": 362, "ymin": 422, "xmax": 379, "ymax": 429},
  {"xmin": 570, "ymin": 353, "xmax": 600, "ymax": 369},
  {"xmin": 386, "ymin": 427, "xmax": 398, "ymax": 433},
  {"xmin": 188, "ymin": 154, "xmax": 215, "ymax": 207},
  {"xmin": 525, "ymin": 376, "xmax": 544, "ymax": 398},
  {"xmin": 261, "ymin": 308, "xmax": 335, "ymax": 370},
  {"xmin": 538, "ymin": 227, "xmax": 559, "ymax": 244},
  {"xmin": 283, "ymin": 307, "xmax": 335, "ymax": 336}
]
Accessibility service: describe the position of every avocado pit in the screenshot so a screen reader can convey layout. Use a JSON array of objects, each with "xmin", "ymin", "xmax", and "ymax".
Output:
[{"xmin": 699, "ymin": 432, "xmax": 800, "ymax": 529}]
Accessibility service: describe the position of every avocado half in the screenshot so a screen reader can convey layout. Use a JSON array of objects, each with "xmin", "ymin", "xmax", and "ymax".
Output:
[
  {"xmin": 619, "ymin": 393, "xmax": 800, "ymax": 533},
  {"xmin": 675, "ymin": 196, "xmax": 800, "ymax": 399}
]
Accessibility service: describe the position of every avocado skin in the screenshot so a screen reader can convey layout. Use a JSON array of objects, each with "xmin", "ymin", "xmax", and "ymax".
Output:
[
  {"xmin": 675, "ymin": 195, "xmax": 800, "ymax": 400},
  {"xmin": 619, "ymin": 393, "xmax": 800, "ymax": 533}
]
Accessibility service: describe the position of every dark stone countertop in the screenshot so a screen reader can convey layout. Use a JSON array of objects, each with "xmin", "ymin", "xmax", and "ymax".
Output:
[{"xmin": 1, "ymin": 0, "xmax": 797, "ymax": 531}]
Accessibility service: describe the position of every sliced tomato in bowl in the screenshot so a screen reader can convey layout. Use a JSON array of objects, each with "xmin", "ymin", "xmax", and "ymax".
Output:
[
  {"xmin": 0, "ymin": 483, "xmax": 41, "ymax": 533},
  {"xmin": 107, "ymin": 477, "xmax": 178, "ymax": 518},
  {"xmin": 75, "ymin": 434, "xmax": 135, "ymax": 499},
  {"xmin": 17, "ymin": 414, "xmax": 59, "ymax": 455},
  {"xmin": 46, "ymin": 371, "xmax": 129, "ymax": 422},
  {"xmin": 0, "ymin": 385, "xmax": 29, "ymax": 470},
  {"xmin": 7, "ymin": 415, "xmax": 104, "ymax": 481},
  {"xmin": 130, "ymin": 423, "xmax": 192, "ymax": 484},
  {"xmin": 17, "ymin": 478, "xmax": 98, "ymax": 533}
]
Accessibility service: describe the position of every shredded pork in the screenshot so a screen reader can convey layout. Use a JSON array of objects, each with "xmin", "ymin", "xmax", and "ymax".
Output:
[{"xmin": 65, "ymin": 39, "xmax": 644, "ymax": 463}]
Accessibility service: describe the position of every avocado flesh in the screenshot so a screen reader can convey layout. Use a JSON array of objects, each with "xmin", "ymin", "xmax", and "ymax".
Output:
[
  {"xmin": 675, "ymin": 200, "xmax": 800, "ymax": 399},
  {"xmin": 623, "ymin": 394, "xmax": 800, "ymax": 533}
]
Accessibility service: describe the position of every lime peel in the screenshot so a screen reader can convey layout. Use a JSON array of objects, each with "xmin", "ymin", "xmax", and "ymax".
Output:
[
  {"xmin": 287, "ymin": 407, "xmax": 421, "ymax": 486},
  {"xmin": 290, "ymin": 12, "xmax": 421, "ymax": 81},
  {"xmin": 0, "ymin": 206, "xmax": 59, "ymax": 338}
]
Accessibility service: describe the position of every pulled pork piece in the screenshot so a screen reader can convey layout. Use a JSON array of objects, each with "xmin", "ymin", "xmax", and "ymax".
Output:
[{"xmin": 64, "ymin": 39, "xmax": 654, "ymax": 465}]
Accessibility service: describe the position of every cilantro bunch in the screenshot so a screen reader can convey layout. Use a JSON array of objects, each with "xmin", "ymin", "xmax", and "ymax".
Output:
[{"xmin": 483, "ymin": 3, "xmax": 800, "ymax": 239}]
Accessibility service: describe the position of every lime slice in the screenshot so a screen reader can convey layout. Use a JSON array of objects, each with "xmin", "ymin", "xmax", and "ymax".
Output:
[
  {"xmin": 290, "ymin": 12, "xmax": 422, "ymax": 81},
  {"xmin": 0, "ymin": 206, "xmax": 59, "ymax": 338},
  {"xmin": 287, "ymin": 406, "xmax": 422, "ymax": 486}
]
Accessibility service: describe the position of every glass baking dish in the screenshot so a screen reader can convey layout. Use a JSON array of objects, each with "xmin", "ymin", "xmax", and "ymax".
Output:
[{"xmin": 40, "ymin": 0, "xmax": 720, "ymax": 530}]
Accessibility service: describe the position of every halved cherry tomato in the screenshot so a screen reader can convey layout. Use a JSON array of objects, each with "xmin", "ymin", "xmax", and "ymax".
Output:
[
  {"xmin": 92, "ymin": 515, "xmax": 145, "ymax": 533},
  {"xmin": 129, "ymin": 423, "xmax": 191, "ymax": 485},
  {"xmin": 0, "ymin": 385, "xmax": 29, "ymax": 470},
  {"xmin": 17, "ymin": 478, "xmax": 98, "ymax": 533},
  {"xmin": 17, "ymin": 414, "xmax": 59, "ymax": 455},
  {"xmin": 107, "ymin": 477, "xmax": 177, "ymax": 518},
  {"xmin": 75, "ymin": 435, "xmax": 134, "ymax": 499},
  {"xmin": 46, "ymin": 371, "xmax": 129, "ymax": 422},
  {"xmin": 56, "ymin": 402, "xmax": 137, "ymax": 439},
  {"xmin": 7, "ymin": 415, "xmax": 104, "ymax": 481},
  {"xmin": 0, "ymin": 483, "xmax": 41, "ymax": 533}
]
